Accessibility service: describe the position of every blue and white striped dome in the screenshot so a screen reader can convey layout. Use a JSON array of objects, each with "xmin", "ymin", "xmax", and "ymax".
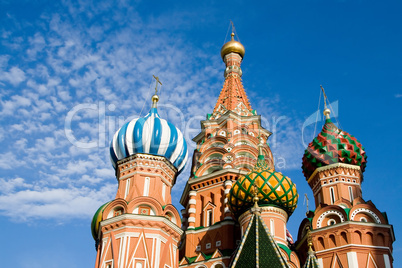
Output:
[{"xmin": 110, "ymin": 104, "xmax": 188, "ymax": 173}]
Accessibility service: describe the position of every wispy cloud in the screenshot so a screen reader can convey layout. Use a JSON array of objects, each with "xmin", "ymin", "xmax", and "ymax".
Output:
[{"xmin": 0, "ymin": 0, "xmax": 223, "ymax": 222}]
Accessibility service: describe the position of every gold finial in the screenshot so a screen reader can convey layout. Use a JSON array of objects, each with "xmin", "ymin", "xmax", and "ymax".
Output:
[
  {"xmin": 250, "ymin": 183, "xmax": 262, "ymax": 215},
  {"xmin": 258, "ymin": 136, "xmax": 264, "ymax": 156},
  {"xmin": 306, "ymin": 226, "xmax": 314, "ymax": 254},
  {"xmin": 320, "ymin": 85, "xmax": 331, "ymax": 119},
  {"xmin": 152, "ymin": 75, "xmax": 162, "ymax": 107},
  {"xmin": 253, "ymin": 183, "xmax": 259, "ymax": 203},
  {"xmin": 220, "ymin": 21, "xmax": 245, "ymax": 60}
]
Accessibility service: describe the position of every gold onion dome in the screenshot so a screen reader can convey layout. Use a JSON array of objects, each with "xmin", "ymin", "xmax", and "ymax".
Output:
[
  {"xmin": 220, "ymin": 32, "xmax": 245, "ymax": 60},
  {"xmin": 228, "ymin": 150, "xmax": 298, "ymax": 217}
]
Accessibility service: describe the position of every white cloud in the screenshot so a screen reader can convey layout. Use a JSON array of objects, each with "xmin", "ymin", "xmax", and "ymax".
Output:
[
  {"xmin": 0, "ymin": 183, "xmax": 116, "ymax": 221},
  {"xmin": 0, "ymin": 177, "xmax": 32, "ymax": 194},
  {"xmin": 0, "ymin": 152, "xmax": 24, "ymax": 169},
  {"xmin": 0, "ymin": 66, "xmax": 26, "ymax": 86}
]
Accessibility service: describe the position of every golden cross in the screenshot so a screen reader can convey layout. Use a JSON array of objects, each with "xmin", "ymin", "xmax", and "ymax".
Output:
[
  {"xmin": 153, "ymin": 75, "xmax": 162, "ymax": 95},
  {"xmin": 320, "ymin": 85, "xmax": 328, "ymax": 109}
]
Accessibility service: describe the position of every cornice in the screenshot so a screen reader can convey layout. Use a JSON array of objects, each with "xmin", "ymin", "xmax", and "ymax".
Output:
[
  {"xmin": 307, "ymin": 163, "xmax": 362, "ymax": 184},
  {"xmin": 100, "ymin": 213, "xmax": 183, "ymax": 236}
]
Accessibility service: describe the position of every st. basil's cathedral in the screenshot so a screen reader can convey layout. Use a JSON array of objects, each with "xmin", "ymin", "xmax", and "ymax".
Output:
[{"xmin": 90, "ymin": 31, "xmax": 395, "ymax": 268}]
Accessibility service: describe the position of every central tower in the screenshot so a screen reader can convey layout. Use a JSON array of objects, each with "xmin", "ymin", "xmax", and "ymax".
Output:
[{"xmin": 178, "ymin": 33, "xmax": 275, "ymax": 267}]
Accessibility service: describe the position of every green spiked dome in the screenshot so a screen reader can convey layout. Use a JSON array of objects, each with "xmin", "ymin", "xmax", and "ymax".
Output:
[
  {"xmin": 228, "ymin": 154, "xmax": 298, "ymax": 217},
  {"xmin": 91, "ymin": 201, "xmax": 111, "ymax": 241},
  {"xmin": 302, "ymin": 116, "xmax": 367, "ymax": 180}
]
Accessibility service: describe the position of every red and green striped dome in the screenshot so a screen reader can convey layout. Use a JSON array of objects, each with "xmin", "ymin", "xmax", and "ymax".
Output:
[
  {"xmin": 302, "ymin": 118, "xmax": 367, "ymax": 180},
  {"xmin": 228, "ymin": 155, "xmax": 298, "ymax": 217}
]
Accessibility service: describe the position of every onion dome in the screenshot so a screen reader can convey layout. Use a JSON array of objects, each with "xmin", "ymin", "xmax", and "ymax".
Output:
[
  {"xmin": 91, "ymin": 201, "xmax": 111, "ymax": 240},
  {"xmin": 221, "ymin": 32, "xmax": 245, "ymax": 60},
  {"xmin": 228, "ymin": 145, "xmax": 298, "ymax": 217},
  {"xmin": 302, "ymin": 109, "xmax": 367, "ymax": 180},
  {"xmin": 110, "ymin": 94, "xmax": 188, "ymax": 173}
]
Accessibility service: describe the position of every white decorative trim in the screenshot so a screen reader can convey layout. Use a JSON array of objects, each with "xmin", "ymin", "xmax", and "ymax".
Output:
[
  {"xmin": 350, "ymin": 208, "xmax": 381, "ymax": 224},
  {"xmin": 224, "ymin": 188, "xmax": 231, "ymax": 194},
  {"xmin": 384, "ymin": 254, "xmax": 391, "ymax": 268},
  {"xmin": 347, "ymin": 252, "xmax": 359, "ymax": 268},
  {"xmin": 100, "ymin": 214, "xmax": 183, "ymax": 235},
  {"xmin": 188, "ymin": 217, "xmax": 196, "ymax": 223},
  {"xmin": 316, "ymin": 244, "xmax": 391, "ymax": 254},
  {"xmin": 308, "ymin": 162, "xmax": 362, "ymax": 183},
  {"xmin": 188, "ymin": 199, "xmax": 197, "ymax": 205},
  {"xmin": 188, "ymin": 208, "xmax": 196, "ymax": 214},
  {"xmin": 316, "ymin": 210, "xmax": 345, "ymax": 228},
  {"xmin": 114, "ymin": 232, "xmax": 140, "ymax": 238},
  {"xmin": 185, "ymin": 220, "xmax": 235, "ymax": 234},
  {"xmin": 224, "ymin": 180, "xmax": 233, "ymax": 187},
  {"xmin": 145, "ymin": 233, "xmax": 167, "ymax": 243},
  {"xmin": 189, "ymin": 191, "xmax": 197, "ymax": 196}
]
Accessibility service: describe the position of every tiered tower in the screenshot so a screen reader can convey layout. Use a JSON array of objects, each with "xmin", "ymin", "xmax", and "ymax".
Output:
[
  {"xmin": 178, "ymin": 32, "xmax": 304, "ymax": 268},
  {"xmin": 91, "ymin": 88, "xmax": 188, "ymax": 268},
  {"xmin": 296, "ymin": 107, "xmax": 395, "ymax": 267},
  {"xmin": 178, "ymin": 33, "xmax": 274, "ymax": 267}
]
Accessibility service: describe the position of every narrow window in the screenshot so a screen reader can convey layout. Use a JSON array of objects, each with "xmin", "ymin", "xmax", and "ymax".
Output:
[
  {"xmin": 348, "ymin": 186, "xmax": 354, "ymax": 202},
  {"xmin": 144, "ymin": 177, "xmax": 150, "ymax": 196},
  {"xmin": 270, "ymin": 219, "xmax": 275, "ymax": 236},
  {"xmin": 162, "ymin": 183, "xmax": 166, "ymax": 201},
  {"xmin": 330, "ymin": 187, "xmax": 335, "ymax": 204},
  {"xmin": 124, "ymin": 179, "xmax": 130, "ymax": 199},
  {"xmin": 206, "ymin": 209, "xmax": 213, "ymax": 227}
]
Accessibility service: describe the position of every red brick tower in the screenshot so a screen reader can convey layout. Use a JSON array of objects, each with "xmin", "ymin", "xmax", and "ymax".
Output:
[
  {"xmin": 296, "ymin": 107, "xmax": 395, "ymax": 267},
  {"xmin": 178, "ymin": 32, "xmax": 274, "ymax": 267},
  {"xmin": 91, "ymin": 89, "xmax": 188, "ymax": 268}
]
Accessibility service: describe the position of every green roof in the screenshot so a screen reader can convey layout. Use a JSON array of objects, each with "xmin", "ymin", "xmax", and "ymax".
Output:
[
  {"xmin": 303, "ymin": 251, "xmax": 320, "ymax": 268},
  {"xmin": 231, "ymin": 214, "xmax": 289, "ymax": 268}
]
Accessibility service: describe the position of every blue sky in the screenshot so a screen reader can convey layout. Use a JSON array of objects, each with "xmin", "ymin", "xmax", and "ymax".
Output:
[{"xmin": 0, "ymin": 0, "xmax": 401, "ymax": 267}]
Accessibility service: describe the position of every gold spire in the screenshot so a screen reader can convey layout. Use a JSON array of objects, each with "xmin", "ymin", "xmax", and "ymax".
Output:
[
  {"xmin": 152, "ymin": 75, "xmax": 162, "ymax": 107},
  {"xmin": 220, "ymin": 31, "xmax": 245, "ymax": 60},
  {"xmin": 251, "ymin": 183, "xmax": 261, "ymax": 215},
  {"xmin": 306, "ymin": 226, "xmax": 314, "ymax": 254},
  {"xmin": 258, "ymin": 136, "xmax": 264, "ymax": 156}
]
